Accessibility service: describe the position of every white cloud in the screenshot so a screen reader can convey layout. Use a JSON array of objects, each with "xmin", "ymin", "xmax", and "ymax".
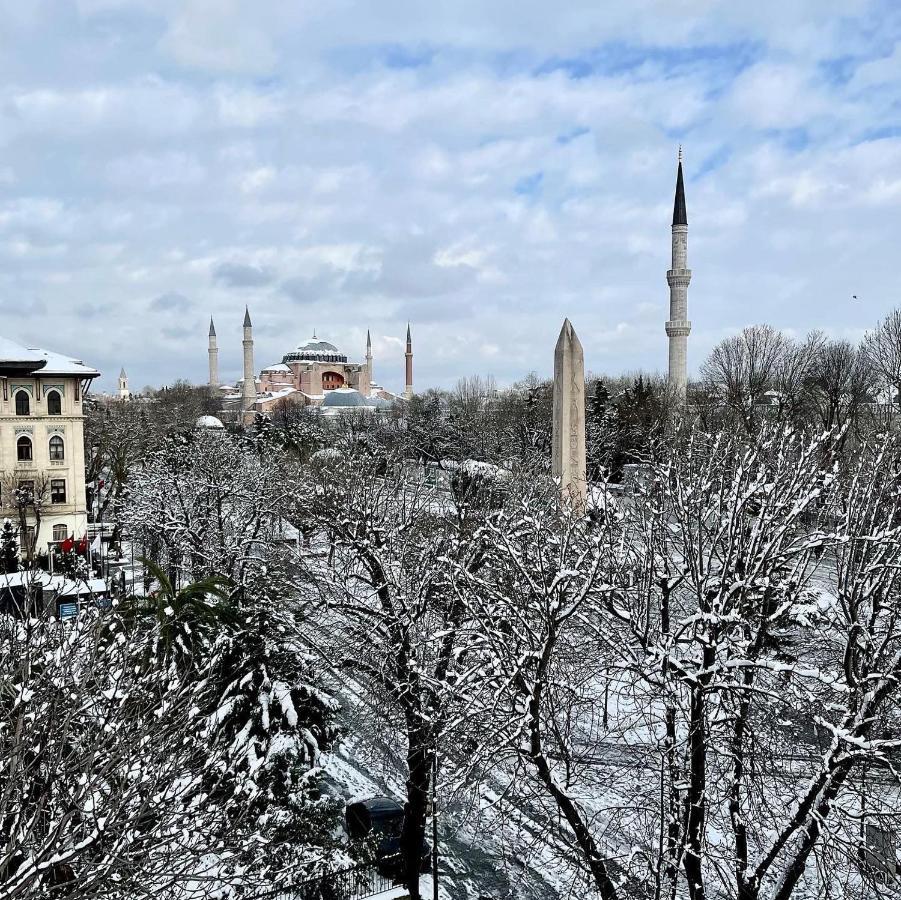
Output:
[
  {"xmin": 728, "ymin": 63, "xmax": 827, "ymax": 129},
  {"xmin": 848, "ymin": 41, "xmax": 901, "ymax": 89},
  {"xmin": 161, "ymin": 0, "xmax": 280, "ymax": 74},
  {"xmin": 0, "ymin": 0, "xmax": 897, "ymax": 393}
]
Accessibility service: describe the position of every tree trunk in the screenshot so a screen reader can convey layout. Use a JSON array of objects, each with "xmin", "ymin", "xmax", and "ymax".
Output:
[
  {"xmin": 400, "ymin": 733, "xmax": 431, "ymax": 899},
  {"xmin": 683, "ymin": 681, "xmax": 708, "ymax": 900}
]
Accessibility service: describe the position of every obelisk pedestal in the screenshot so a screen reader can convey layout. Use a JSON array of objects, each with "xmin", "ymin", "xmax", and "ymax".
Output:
[{"xmin": 552, "ymin": 318, "xmax": 587, "ymax": 508}]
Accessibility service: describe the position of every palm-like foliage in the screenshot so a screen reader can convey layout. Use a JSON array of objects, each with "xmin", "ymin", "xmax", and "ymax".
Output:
[{"xmin": 124, "ymin": 557, "xmax": 237, "ymax": 670}]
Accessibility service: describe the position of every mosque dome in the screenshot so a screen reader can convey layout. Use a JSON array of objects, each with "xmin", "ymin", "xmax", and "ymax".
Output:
[
  {"xmin": 321, "ymin": 388, "xmax": 368, "ymax": 408},
  {"xmin": 282, "ymin": 335, "xmax": 348, "ymax": 365},
  {"xmin": 195, "ymin": 415, "xmax": 225, "ymax": 430}
]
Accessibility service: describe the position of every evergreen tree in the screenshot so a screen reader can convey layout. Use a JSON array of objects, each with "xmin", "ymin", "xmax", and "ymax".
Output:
[
  {"xmin": 586, "ymin": 379, "xmax": 622, "ymax": 480},
  {"xmin": 0, "ymin": 519, "xmax": 19, "ymax": 574},
  {"xmin": 205, "ymin": 580, "xmax": 343, "ymax": 883},
  {"xmin": 124, "ymin": 560, "xmax": 344, "ymax": 886}
]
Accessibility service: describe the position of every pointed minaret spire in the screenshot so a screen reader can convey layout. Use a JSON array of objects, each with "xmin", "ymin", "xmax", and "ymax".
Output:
[
  {"xmin": 117, "ymin": 367, "xmax": 130, "ymax": 401},
  {"xmin": 665, "ymin": 149, "xmax": 691, "ymax": 400},
  {"xmin": 404, "ymin": 323, "xmax": 413, "ymax": 400},
  {"xmin": 672, "ymin": 150, "xmax": 687, "ymax": 226},
  {"xmin": 241, "ymin": 307, "xmax": 256, "ymax": 423},
  {"xmin": 365, "ymin": 329, "xmax": 373, "ymax": 393},
  {"xmin": 208, "ymin": 316, "xmax": 219, "ymax": 386}
]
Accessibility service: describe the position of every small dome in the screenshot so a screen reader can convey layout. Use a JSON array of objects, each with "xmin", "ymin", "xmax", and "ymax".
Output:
[
  {"xmin": 321, "ymin": 388, "xmax": 367, "ymax": 408},
  {"xmin": 195, "ymin": 415, "xmax": 225, "ymax": 430},
  {"xmin": 282, "ymin": 335, "xmax": 347, "ymax": 365}
]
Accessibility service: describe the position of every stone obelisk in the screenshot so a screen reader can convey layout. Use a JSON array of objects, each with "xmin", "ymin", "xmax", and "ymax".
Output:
[{"xmin": 552, "ymin": 318, "xmax": 587, "ymax": 507}]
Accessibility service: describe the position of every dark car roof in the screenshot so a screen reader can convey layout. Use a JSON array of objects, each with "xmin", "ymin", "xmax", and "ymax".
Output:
[{"xmin": 348, "ymin": 796, "xmax": 403, "ymax": 814}]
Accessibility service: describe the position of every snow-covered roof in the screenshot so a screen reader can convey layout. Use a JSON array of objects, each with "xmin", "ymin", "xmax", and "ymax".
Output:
[
  {"xmin": 0, "ymin": 571, "xmax": 108, "ymax": 597},
  {"xmin": 282, "ymin": 335, "xmax": 347, "ymax": 365},
  {"xmin": 0, "ymin": 337, "xmax": 46, "ymax": 370},
  {"xmin": 0, "ymin": 337, "xmax": 98, "ymax": 377},
  {"xmin": 27, "ymin": 346, "xmax": 99, "ymax": 377},
  {"xmin": 262, "ymin": 363, "xmax": 290, "ymax": 373},
  {"xmin": 258, "ymin": 387, "xmax": 300, "ymax": 402}
]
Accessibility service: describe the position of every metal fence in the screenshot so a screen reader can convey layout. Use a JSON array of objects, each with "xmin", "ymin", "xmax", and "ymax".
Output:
[{"xmin": 254, "ymin": 858, "xmax": 401, "ymax": 900}]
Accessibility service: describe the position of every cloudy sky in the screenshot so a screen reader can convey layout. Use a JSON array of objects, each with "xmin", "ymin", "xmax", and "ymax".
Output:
[{"xmin": 1, "ymin": 0, "xmax": 899, "ymax": 393}]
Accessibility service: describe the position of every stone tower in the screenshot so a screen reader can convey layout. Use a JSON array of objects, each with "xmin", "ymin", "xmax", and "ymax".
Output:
[
  {"xmin": 665, "ymin": 150, "xmax": 691, "ymax": 399},
  {"xmin": 552, "ymin": 319, "xmax": 586, "ymax": 508},
  {"xmin": 366, "ymin": 329, "xmax": 373, "ymax": 391},
  {"xmin": 208, "ymin": 317, "xmax": 219, "ymax": 386},
  {"xmin": 404, "ymin": 323, "xmax": 413, "ymax": 400},
  {"xmin": 241, "ymin": 306, "xmax": 256, "ymax": 422},
  {"xmin": 117, "ymin": 367, "xmax": 130, "ymax": 401}
]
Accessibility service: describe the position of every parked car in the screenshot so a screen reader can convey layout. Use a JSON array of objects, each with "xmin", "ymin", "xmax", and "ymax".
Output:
[{"xmin": 345, "ymin": 796, "xmax": 431, "ymax": 877}]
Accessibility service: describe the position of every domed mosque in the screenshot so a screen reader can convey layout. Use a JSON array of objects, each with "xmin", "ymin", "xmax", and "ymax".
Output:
[{"xmin": 211, "ymin": 312, "xmax": 413, "ymax": 424}]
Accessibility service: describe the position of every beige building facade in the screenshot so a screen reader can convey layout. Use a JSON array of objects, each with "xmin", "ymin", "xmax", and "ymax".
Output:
[{"xmin": 0, "ymin": 338, "xmax": 98, "ymax": 556}]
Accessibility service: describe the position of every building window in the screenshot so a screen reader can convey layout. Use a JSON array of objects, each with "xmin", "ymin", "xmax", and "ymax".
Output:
[
  {"xmin": 16, "ymin": 436, "xmax": 33, "ymax": 461},
  {"xmin": 52, "ymin": 524, "xmax": 67, "ymax": 542},
  {"xmin": 49, "ymin": 435, "xmax": 65, "ymax": 460},
  {"xmin": 47, "ymin": 391, "xmax": 62, "ymax": 415},
  {"xmin": 17, "ymin": 481, "xmax": 35, "ymax": 502},
  {"xmin": 15, "ymin": 391, "xmax": 30, "ymax": 416},
  {"xmin": 50, "ymin": 479, "xmax": 66, "ymax": 504}
]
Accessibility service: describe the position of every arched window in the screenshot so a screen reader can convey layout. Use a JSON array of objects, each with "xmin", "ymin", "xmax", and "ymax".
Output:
[
  {"xmin": 49, "ymin": 435, "xmax": 65, "ymax": 461},
  {"xmin": 16, "ymin": 436, "xmax": 32, "ymax": 461},
  {"xmin": 52, "ymin": 524, "xmax": 67, "ymax": 542},
  {"xmin": 47, "ymin": 391, "xmax": 62, "ymax": 415},
  {"xmin": 15, "ymin": 391, "xmax": 29, "ymax": 416}
]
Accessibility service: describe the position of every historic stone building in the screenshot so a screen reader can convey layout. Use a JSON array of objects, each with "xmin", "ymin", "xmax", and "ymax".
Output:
[
  {"xmin": 0, "ymin": 337, "xmax": 98, "ymax": 555},
  {"xmin": 211, "ymin": 310, "xmax": 412, "ymax": 422}
]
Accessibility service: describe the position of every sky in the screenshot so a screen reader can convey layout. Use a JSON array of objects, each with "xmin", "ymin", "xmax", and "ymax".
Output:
[{"xmin": 1, "ymin": 1, "xmax": 900, "ymax": 394}]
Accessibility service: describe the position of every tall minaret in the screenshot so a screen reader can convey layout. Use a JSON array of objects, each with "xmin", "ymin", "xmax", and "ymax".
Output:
[
  {"xmin": 117, "ymin": 368, "xmax": 130, "ymax": 401},
  {"xmin": 404, "ymin": 323, "xmax": 413, "ymax": 400},
  {"xmin": 365, "ymin": 329, "xmax": 373, "ymax": 387},
  {"xmin": 208, "ymin": 317, "xmax": 219, "ymax": 386},
  {"xmin": 665, "ymin": 149, "xmax": 691, "ymax": 400},
  {"xmin": 241, "ymin": 306, "xmax": 256, "ymax": 422}
]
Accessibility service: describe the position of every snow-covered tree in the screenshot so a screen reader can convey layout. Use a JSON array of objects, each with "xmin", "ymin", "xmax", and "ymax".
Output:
[
  {"xmin": 0, "ymin": 519, "xmax": 19, "ymax": 574},
  {"xmin": 0, "ymin": 607, "xmax": 244, "ymax": 899},
  {"xmin": 203, "ymin": 577, "xmax": 343, "ymax": 884},
  {"xmin": 0, "ymin": 475, "xmax": 50, "ymax": 568},
  {"xmin": 451, "ymin": 474, "xmax": 627, "ymax": 898},
  {"xmin": 305, "ymin": 453, "xmax": 488, "ymax": 900},
  {"xmin": 122, "ymin": 436, "xmax": 345, "ymax": 889},
  {"xmin": 122, "ymin": 429, "xmax": 296, "ymax": 590},
  {"xmin": 455, "ymin": 424, "xmax": 901, "ymax": 899}
]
